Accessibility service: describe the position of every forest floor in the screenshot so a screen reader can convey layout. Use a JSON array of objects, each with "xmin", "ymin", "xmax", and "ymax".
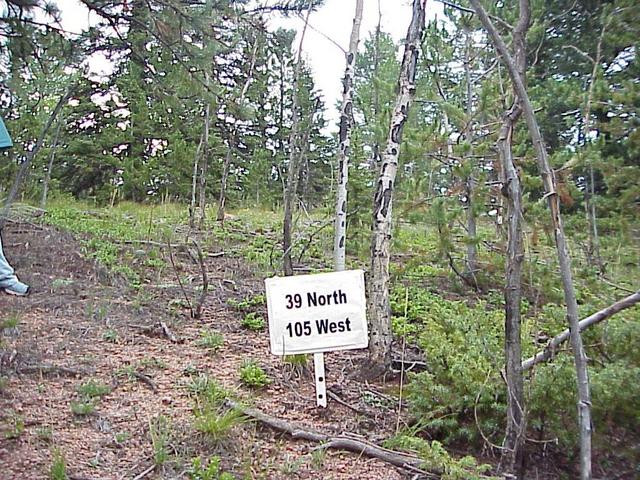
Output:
[{"xmin": 0, "ymin": 214, "xmax": 420, "ymax": 480}]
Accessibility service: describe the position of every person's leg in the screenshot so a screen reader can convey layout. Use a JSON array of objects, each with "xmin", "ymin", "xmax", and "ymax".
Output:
[{"xmin": 0, "ymin": 232, "xmax": 29, "ymax": 295}]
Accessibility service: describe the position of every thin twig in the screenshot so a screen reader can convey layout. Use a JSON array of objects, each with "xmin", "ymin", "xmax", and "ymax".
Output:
[
  {"xmin": 192, "ymin": 239, "xmax": 209, "ymax": 319},
  {"xmin": 166, "ymin": 237, "xmax": 194, "ymax": 318}
]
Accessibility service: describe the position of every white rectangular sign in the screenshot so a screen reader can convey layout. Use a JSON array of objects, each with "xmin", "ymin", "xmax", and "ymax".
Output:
[{"xmin": 265, "ymin": 270, "xmax": 368, "ymax": 355}]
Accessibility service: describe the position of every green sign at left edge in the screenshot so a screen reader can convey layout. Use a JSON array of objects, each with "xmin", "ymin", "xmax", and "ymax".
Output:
[{"xmin": 0, "ymin": 116, "xmax": 13, "ymax": 149}]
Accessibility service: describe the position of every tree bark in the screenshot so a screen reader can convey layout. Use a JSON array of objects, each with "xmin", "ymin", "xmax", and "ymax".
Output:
[
  {"xmin": 469, "ymin": 1, "xmax": 593, "ymax": 478},
  {"xmin": 333, "ymin": 0, "xmax": 363, "ymax": 272},
  {"xmin": 499, "ymin": 105, "xmax": 525, "ymax": 477},
  {"xmin": 189, "ymin": 131, "xmax": 204, "ymax": 229},
  {"xmin": 282, "ymin": 3, "xmax": 312, "ymax": 276},
  {"xmin": 495, "ymin": 4, "xmax": 530, "ymax": 475},
  {"xmin": 370, "ymin": 0, "xmax": 382, "ymax": 168},
  {"xmin": 365, "ymin": 0, "xmax": 426, "ymax": 377},
  {"xmin": 522, "ymin": 291, "xmax": 640, "ymax": 372}
]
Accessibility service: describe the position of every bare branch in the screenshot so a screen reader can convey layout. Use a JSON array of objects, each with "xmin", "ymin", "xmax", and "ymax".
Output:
[{"xmin": 522, "ymin": 291, "xmax": 640, "ymax": 372}]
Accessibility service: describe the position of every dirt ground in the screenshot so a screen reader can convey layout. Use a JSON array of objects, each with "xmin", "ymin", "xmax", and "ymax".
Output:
[{"xmin": 0, "ymin": 220, "xmax": 414, "ymax": 480}]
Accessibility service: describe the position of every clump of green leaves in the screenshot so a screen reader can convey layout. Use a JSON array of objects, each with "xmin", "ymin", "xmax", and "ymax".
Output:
[
  {"xmin": 102, "ymin": 328, "xmax": 118, "ymax": 343},
  {"xmin": 241, "ymin": 312, "xmax": 265, "ymax": 331},
  {"xmin": 187, "ymin": 375, "xmax": 229, "ymax": 405},
  {"xmin": 71, "ymin": 378, "xmax": 110, "ymax": 417},
  {"xmin": 239, "ymin": 360, "xmax": 270, "ymax": 388},
  {"xmin": 70, "ymin": 400, "xmax": 95, "ymax": 416},
  {"xmin": 76, "ymin": 379, "xmax": 111, "ymax": 399},
  {"xmin": 227, "ymin": 294, "xmax": 266, "ymax": 311},
  {"xmin": 189, "ymin": 456, "xmax": 234, "ymax": 480},
  {"xmin": 393, "ymin": 287, "xmax": 506, "ymax": 443},
  {"xmin": 194, "ymin": 408, "xmax": 246, "ymax": 444},
  {"xmin": 197, "ymin": 330, "xmax": 224, "ymax": 353}
]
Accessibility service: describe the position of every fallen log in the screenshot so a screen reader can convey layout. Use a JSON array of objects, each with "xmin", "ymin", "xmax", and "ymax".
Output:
[
  {"xmin": 522, "ymin": 291, "xmax": 640, "ymax": 372},
  {"xmin": 225, "ymin": 399, "xmax": 438, "ymax": 477}
]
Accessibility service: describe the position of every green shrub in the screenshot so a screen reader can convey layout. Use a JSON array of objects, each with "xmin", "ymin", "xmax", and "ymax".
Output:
[
  {"xmin": 70, "ymin": 400, "xmax": 95, "ymax": 416},
  {"xmin": 384, "ymin": 435, "xmax": 495, "ymax": 480},
  {"xmin": 76, "ymin": 380, "xmax": 111, "ymax": 399},
  {"xmin": 395, "ymin": 287, "xmax": 507, "ymax": 443},
  {"xmin": 239, "ymin": 360, "xmax": 271, "ymax": 388},
  {"xmin": 187, "ymin": 375, "xmax": 229, "ymax": 406},
  {"xmin": 189, "ymin": 456, "xmax": 234, "ymax": 480},
  {"xmin": 241, "ymin": 312, "xmax": 265, "ymax": 331},
  {"xmin": 194, "ymin": 408, "xmax": 246, "ymax": 444}
]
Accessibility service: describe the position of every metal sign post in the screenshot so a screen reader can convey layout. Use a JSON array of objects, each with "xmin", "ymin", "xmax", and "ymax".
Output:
[
  {"xmin": 264, "ymin": 270, "xmax": 368, "ymax": 409},
  {"xmin": 313, "ymin": 353, "xmax": 327, "ymax": 407}
]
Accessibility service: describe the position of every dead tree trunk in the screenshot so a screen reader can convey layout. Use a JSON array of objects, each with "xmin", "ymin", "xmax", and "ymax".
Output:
[
  {"xmin": 333, "ymin": 0, "xmax": 363, "ymax": 272},
  {"xmin": 40, "ymin": 115, "xmax": 64, "ymax": 209},
  {"xmin": 495, "ymin": 5, "xmax": 530, "ymax": 476},
  {"xmin": 197, "ymin": 101, "xmax": 211, "ymax": 230},
  {"xmin": 365, "ymin": 0, "xmax": 426, "ymax": 377},
  {"xmin": 469, "ymin": 1, "xmax": 593, "ymax": 478},
  {"xmin": 189, "ymin": 131, "xmax": 205, "ymax": 229},
  {"xmin": 282, "ymin": 4, "xmax": 312, "ymax": 276},
  {"xmin": 500, "ymin": 114, "xmax": 526, "ymax": 476}
]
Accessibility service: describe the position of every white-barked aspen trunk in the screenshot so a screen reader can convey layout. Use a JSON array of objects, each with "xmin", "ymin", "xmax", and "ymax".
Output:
[
  {"xmin": 333, "ymin": 0, "xmax": 364, "ymax": 272},
  {"xmin": 365, "ymin": 0, "xmax": 426, "ymax": 376}
]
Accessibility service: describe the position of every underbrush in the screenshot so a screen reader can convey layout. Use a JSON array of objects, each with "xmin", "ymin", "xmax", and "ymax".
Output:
[
  {"xmin": 32, "ymin": 197, "xmax": 640, "ymax": 473},
  {"xmin": 391, "ymin": 280, "xmax": 640, "ymax": 467},
  {"xmin": 45, "ymin": 200, "xmax": 184, "ymax": 287}
]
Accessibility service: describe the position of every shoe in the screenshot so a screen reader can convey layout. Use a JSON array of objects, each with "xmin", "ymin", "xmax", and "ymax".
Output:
[{"xmin": 3, "ymin": 281, "xmax": 30, "ymax": 297}]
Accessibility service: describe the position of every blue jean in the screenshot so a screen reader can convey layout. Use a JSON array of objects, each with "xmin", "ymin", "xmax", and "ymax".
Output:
[{"xmin": 0, "ymin": 232, "xmax": 20, "ymax": 289}]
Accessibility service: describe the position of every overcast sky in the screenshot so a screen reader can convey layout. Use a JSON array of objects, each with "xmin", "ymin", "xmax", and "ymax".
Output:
[{"xmin": 53, "ymin": 0, "xmax": 444, "ymax": 130}]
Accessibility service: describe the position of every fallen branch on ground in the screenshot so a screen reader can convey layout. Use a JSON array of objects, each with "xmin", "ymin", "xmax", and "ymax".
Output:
[
  {"xmin": 131, "ymin": 465, "xmax": 155, "ymax": 480},
  {"xmin": 225, "ymin": 399, "xmax": 438, "ymax": 477},
  {"xmin": 326, "ymin": 389, "xmax": 372, "ymax": 416},
  {"xmin": 522, "ymin": 290, "xmax": 640, "ymax": 371},
  {"xmin": 132, "ymin": 371, "xmax": 157, "ymax": 392},
  {"xmin": 159, "ymin": 321, "xmax": 180, "ymax": 343},
  {"xmin": 17, "ymin": 364, "xmax": 93, "ymax": 376},
  {"xmin": 120, "ymin": 239, "xmax": 185, "ymax": 249}
]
